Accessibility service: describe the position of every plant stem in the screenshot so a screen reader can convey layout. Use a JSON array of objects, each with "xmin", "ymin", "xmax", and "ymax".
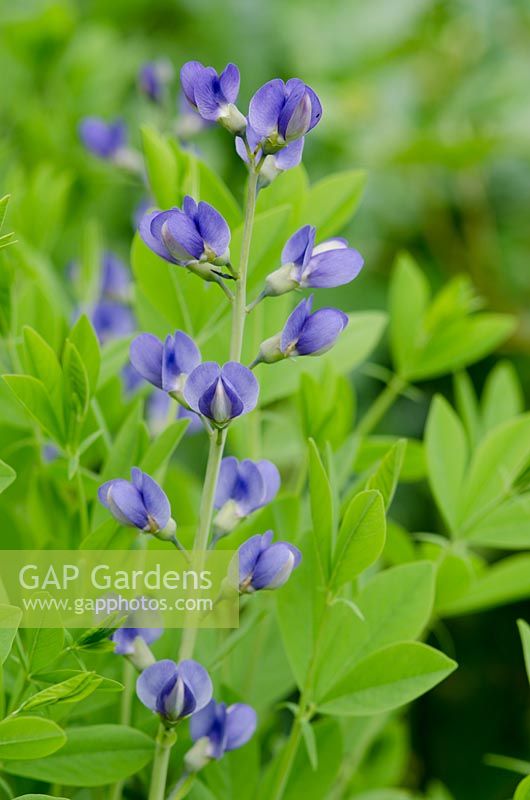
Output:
[
  {"xmin": 355, "ymin": 374, "xmax": 406, "ymax": 437},
  {"xmin": 270, "ymin": 598, "xmax": 331, "ymax": 800},
  {"xmin": 110, "ymin": 660, "xmax": 136, "ymax": 800},
  {"xmin": 230, "ymin": 168, "xmax": 259, "ymax": 361},
  {"xmin": 148, "ymin": 724, "xmax": 176, "ymax": 800},
  {"xmin": 76, "ymin": 469, "xmax": 89, "ymax": 540},
  {"xmin": 178, "ymin": 428, "xmax": 227, "ymax": 661},
  {"xmin": 168, "ymin": 773, "xmax": 196, "ymax": 800}
]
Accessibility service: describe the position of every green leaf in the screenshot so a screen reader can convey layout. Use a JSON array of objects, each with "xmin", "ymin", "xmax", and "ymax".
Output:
[
  {"xmin": 98, "ymin": 337, "xmax": 132, "ymax": 390},
  {"xmin": 454, "ymin": 371, "xmax": 480, "ymax": 446},
  {"xmin": 331, "ymin": 490, "xmax": 386, "ymax": 590},
  {"xmin": 465, "ymin": 494, "xmax": 530, "ymax": 549},
  {"xmin": 69, "ymin": 314, "xmax": 100, "ymax": 393},
  {"xmin": 3, "ymin": 374, "xmax": 64, "ymax": 443},
  {"xmin": 441, "ymin": 554, "xmax": 530, "ymax": 616},
  {"xmin": 300, "ymin": 719, "xmax": 318, "ymax": 770},
  {"xmin": 481, "ymin": 361, "xmax": 524, "ymax": 432},
  {"xmin": 515, "ymin": 775, "xmax": 530, "ymax": 800},
  {"xmin": 17, "ymin": 671, "xmax": 103, "ymax": 712},
  {"xmin": 457, "ymin": 414, "xmax": 530, "ymax": 530},
  {"xmin": 366, "ymin": 439, "xmax": 407, "ymax": 510},
  {"xmin": 308, "ymin": 439, "xmax": 334, "ymax": 579},
  {"xmin": 318, "ymin": 641, "xmax": 456, "ymax": 716},
  {"xmin": 236, "ymin": 206, "xmax": 291, "ymax": 292},
  {"xmin": 141, "ymin": 126, "xmax": 179, "ymax": 207},
  {"xmin": 281, "ymin": 719, "xmax": 342, "ymax": 800},
  {"xmin": 22, "ymin": 327, "xmax": 64, "ymax": 423},
  {"xmin": 0, "ymin": 459, "xmax": 16, "ymax": 494},
  {"xmin": 3, "ymin": 725, "xmax": 155, "ymax": 786},
  {"xmin": 356, "ymin": 437, "xmax": 426, "ymax": 483},
  {"xmin": 425, "ymin": 396, "xmax": 468, "ymax": 534},
  {"xmin": 13, "ymin": 796, "xmax": 69, "ymax": 800},
  {"xmin": 301, "ymin": 170, "xmax": 366, "ymax": 239},
  {"xmin": 26, "ymin": 628, "xmax": 64, "ymax": 675},
  {"xmin": 0, "ymin": 604, "xmax": 22, "ymax": 664},
  {"xmin": 191, "ymin": 156, "xmax": 242, "ymax": 229},
  {"xmin": 0, "ymin": 717, "xmax": 66, "ymax": 760},
  {"xmin": 389, "ymin": 253, "xmax": 430, "ymax": 378},
  {"xmin": 259, "ymin": 311, "xmax": 387, "ymax": 405},
  {"xmin": 517, "ymin": 620, "xmax": 530, "ymax": 686},
  {"xmin": 139, "ymin": 418, "xmax": 189, "ymax": 477}
]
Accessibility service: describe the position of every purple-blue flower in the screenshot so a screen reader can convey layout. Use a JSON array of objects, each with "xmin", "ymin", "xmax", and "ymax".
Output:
[
  {"xmin": 79, "ymin": 117, "xmax": 127, "ymax": 160},
  {"xmin": 130, "ymin": 331, "xmax": 201, "ymax": 399},
  {"xmin": 189, "ymin": 700, "xmax": 257, "ymax": 763},
  {"xmin": 263, "ymin": 225, "xmax": 364, "ymax": 297},
  {"xmin": 98, "ymin": 467, "xmax": 172, "ymax": 535},
  {"xmin": 146, "ymin": 389, "xmax": 203, "ymax": 435},
  {"xmin": 253, "ymin": 296, "xmax": 348, "ymax": 365},
  {"xmin": 139, "ymin": 60, "xmax": 173, "ymax": 103},
  {"xmin": 112, "ymin": 624, "xmax": 163, "ymax": 656},
  {"xmin": 180, "ymin": 61, "xmax": 246, "ymax": 134},
  {"xmin": 214, "ymin": 457, "xmax": 280, "ymax": 534},
  {"xmin": 235, "ymin": 125, "xmax": 304, "ymax": 182},
  {"xmin": 139, "ymin": 197, "xmax": 231, "ymax": 277},
  {"xmin": 184, "ymin": 362, "xmax": 259, "ymax": 426},
  {"xmin": 249, "ymin": 78, "xmax": 322, "ymax": 152},
  {"xmin": 136, "ymin": 658, "xmax": 213, "ymax": 722},
  {"xmin": 91, "ymin": 301, "xmax": 136, "ymax": 345},
  {"xmin": 100, "ymin": 252, "xmax": 132, "ymax": 302},
  {"xmin": 236, "ymin": 530, "xmax": 301, "ymax": 593}
]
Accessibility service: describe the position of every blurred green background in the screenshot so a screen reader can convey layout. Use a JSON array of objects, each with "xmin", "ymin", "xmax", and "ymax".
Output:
[{"xmin": 1, "ymin": 1, "xmax": 529, "ymax": 797}]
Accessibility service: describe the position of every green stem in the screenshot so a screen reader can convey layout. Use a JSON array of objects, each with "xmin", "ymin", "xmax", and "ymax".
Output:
[
  {"xmin": 230, "ymin": 169, "xmax": 259, "ymax": 361},
  {"xmin": 169, "ymin": 773, "xmax": 196, "ymax": 800},
  {"xmin": 148, "ymin": 724, "xmax": 176, "ymax": 800},
  {"xmin": 270, "ymin": 597, "xmax": 332, "ymax": 800},
  {"xmin": 110, "ymin": 661, "xmax": 136, "ymax": 800},
  {"xmin": 178, "ymin": 428, "xmax": 227, "ymax": 661},
  {"xmin": 355, "ymin": 374, "xmax": 406, "ymax": 437},
  {"xmin": 76, "ymin": 469, "xmax": 89, "ymax": 540}
]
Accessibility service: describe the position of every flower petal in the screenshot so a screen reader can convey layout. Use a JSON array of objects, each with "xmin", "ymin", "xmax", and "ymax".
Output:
[
  {"xmin": 252, "ymin": 542, "xmax": 298, "ymax": 589},
  {"xmin": 221, "ymin": 362, "xmax": 259, "ymax": 414},
  {"xmin": 249, "ymin": 79, "xmax": 285, "ymax": 137},
  {"xmin": 180, "ymin": 61, "xmax": 207, "ymax": 107},
  {"xmin": 214, "ymin": 457, "xmax": 239, "ymax": 509},
  {"xmin": 232, "ymin": 460, "xmax": 266, "ymax": 515},
  {"xmin": 295, "ymin": 307, "xmax": 349, "ymax": 356},
  {"xmin": 238, "ymin": 531, "xmax": 273, "ymax": 585},
  {"xmin": 225, "ymin": 704, "xmax": 257, "ymax": 750},
  {"xmin": 107, "ymin": 480, "xmax": 148, "ymax": 529},
  {"xmin": 303, "ymin": 248, "xmax": 364, "ymax": 288},
  {"xmin": 139, "ymin": 211, "xmax": 174, "ymax": 263},
  {"xmin": 130, "ymin": 334, "xmax": 164, "ymax": 389},
  {"xmin": 280, "ymin": 296, "xmax": 313, "ymax": 352},
  {"xmin": 256, "ymin": 460, "xmax": 281, "ymax": 505},
  {"xmin": 311, "ymin": 238, "xmax": 348, "ymax": 256},
  {"xmin": 219, "ymin": 63, "xmax": 240, "ymax": 104},
  {"xmin": 274, "ymin": 138, "xmax": 304, "ymax": 170},
  {"xmin": 179, "ymin": 660, "xmax": 213, "ymax": 713},
  {"xmin": 162, "ymin": 211, "xmax": 204, "ymax": 262},
  {"xmin": 136, "ymin": 659, "xmax": 178, "ymax": 713},
  {"xmin": 131, "ymin": 468, "xmax": 171, "ymax": 530},
  {"xmin": 196, "ymin": 202, "xmax": 230, "ymax": 256},
  {"xmin": 184, "ymin": 362, "xmax": 221, "ymax": 413},
  {"xmin": 281, "ymin": 225, "xmax": 315, "ymax": 268}
]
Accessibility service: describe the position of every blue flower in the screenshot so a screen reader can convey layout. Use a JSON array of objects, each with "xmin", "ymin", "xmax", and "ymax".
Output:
[
  {"xmin": 91, "ymin": 301, "xmax": 136, "ymax": 345},
  {"xmin": 146, "ymin": 389, "xmax": 203, "ymax": 436},
  {"xmin": 214, "ymin": 457, "xmax": 280, "ymax": 534},
  {"xmin": 136, "ymin": 658, "xmax": 213, "ymax": 722},
  {"xmin": 98, "ymin": 467, "xmax": 173, "ymax": 535},
  {"xmin": 100, "ymin": 252, "xmax": 132, "ymax": 302},
  {"xmin": 184, "ymin": 362, "xmax": 259, "ymax": 427},
  {"xmin": 263, "ymin": 225, "xmax": 364, "ymax": 297},
  {"xmin": 235, "ymin": 125, "xmax": 304, "ymax": 183},
  {"xmin": 112, "ymin": 613, "xmax": 163, "ymax": 669},
  {"xmin": 79, "ymin": 117, "xmax": 127, "ymax": 160},
  {"xmin": 253, "ymin": 296, "xmax": 348, "ymax": 365},
  {"xmin": 236, "ymin": 531, "xmax": 301, "ymax": 593},
  {"xmin": 249, "ymin": 78, "xmax": 322, "ymax": 152},
  {"xmin": 187, "ymin": 700, "xmax": 257, "ymax": 767},
  {"xmin": 139, "ymin": 197, "xmax": 231, "ymax": 280},
  {"xmin": 139, "ymin": 60, "xmax": 173, "ymax": 103},
  {"xmin": 130, "ymin": 331, "xmax": 201, "ymax": 400},
  {"xmin": 180, "ymin": 61, "xmax": 246, "ymax": 134}
]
